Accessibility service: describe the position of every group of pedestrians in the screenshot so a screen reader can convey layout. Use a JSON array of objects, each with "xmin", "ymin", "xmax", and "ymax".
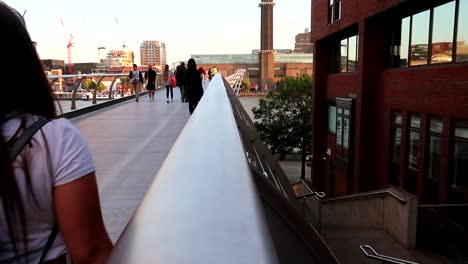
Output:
[{"xmin": 129, "ymin": 60, "xmax": 204, "ymax": 115}]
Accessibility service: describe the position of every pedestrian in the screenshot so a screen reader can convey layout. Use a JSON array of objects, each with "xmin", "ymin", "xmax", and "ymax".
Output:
[
  {"xmin": 163, "ymin": 64, "xmax": 173, "ymax": 103},
  {"xmin": 129, "ymin": 64, "xmax": 143, "ymax": 102},
  {"xmin": 175, "ymin": 62, "xmax": 187, "ymax": 102},
  {"xmin": 185, "ymin": 58, "xmax": 204, "ymax": 114},
  {"xmin": 198, "ymin": 65, "xmax": 206, "ymax": 80},
  {"xmin": 145, "ymin": 64, "xmax": 157, "ymax": 102},
  {"xmin": 211, "ymin": 65, "xmax": 218, "ymax": 78},
  {"xmin": 207, "ymin": 68, "xmax": 212, "ymax": 81},
  {"xmin": 0, "ymin": 3, "xmax": 112, "ymax": 264}
]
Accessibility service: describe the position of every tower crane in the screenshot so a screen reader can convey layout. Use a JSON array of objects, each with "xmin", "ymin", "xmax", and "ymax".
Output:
[{"xmin": 59, "ymin": 17, "xmax": 74, "ymax": 74}]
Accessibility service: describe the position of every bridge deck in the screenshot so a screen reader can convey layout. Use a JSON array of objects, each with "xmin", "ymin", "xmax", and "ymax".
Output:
[{"xmin": 71, "ymin": 87, "xmax": 191, "ymax": 242}]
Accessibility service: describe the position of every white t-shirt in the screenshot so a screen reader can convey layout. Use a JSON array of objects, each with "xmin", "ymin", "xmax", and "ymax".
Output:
[{"xmin": 0, "ymin": 116, "xmax": 96, "ymax": 263}]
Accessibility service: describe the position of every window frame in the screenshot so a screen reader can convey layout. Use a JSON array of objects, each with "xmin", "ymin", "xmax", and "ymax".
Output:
[{"xmin": 328, "ymin": 0, "xmax": 342, "ymax": 24}]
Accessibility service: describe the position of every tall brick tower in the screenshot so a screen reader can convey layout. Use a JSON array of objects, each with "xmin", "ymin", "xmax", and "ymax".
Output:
[{"xmin": 259, "ymin": 0, "xmax": 275, "ymax": 91}]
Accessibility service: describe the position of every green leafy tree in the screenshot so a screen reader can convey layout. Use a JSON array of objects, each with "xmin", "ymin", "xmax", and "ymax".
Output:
[
  {"xmin": 241, "ymin": 79, "xmax": 251, "ymax": 93},
  {"xmin": 252, "ymin": 74, "xmax": 312, "ymax": 179},
  {"xmin": 82, "ymin": 79, "xmax": 106, "ymax": 92}
]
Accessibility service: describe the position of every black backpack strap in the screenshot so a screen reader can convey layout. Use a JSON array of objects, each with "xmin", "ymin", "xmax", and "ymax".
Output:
[
  {"xmin": 6, "ymin": 117, "xmax": 58, "ymax": 263},
  {"xmin": 7, "ymin": 117, "xmax": 52, "ymax": 162},
  {"xmin": 37, "ymin": 224, "xmax": 59, "ymax": 264}
]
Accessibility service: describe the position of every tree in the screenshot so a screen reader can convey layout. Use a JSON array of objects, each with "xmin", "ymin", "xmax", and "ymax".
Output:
[
  {"xmin": 81, "ymin": 79, "xmax": 106, "ymax": 92},
  {"xmin": 241, "ymin": 78, "xmax": 251, "ymax": 93},
  {"xmin": 252, "ymin": 74, "xmax": 312, "ymax": 179}
]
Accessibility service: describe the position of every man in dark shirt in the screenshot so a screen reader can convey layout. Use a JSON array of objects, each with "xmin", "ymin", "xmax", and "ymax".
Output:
[{"xmin": 175, "ymin": 62, "xmax": 187, "ymax": 102}]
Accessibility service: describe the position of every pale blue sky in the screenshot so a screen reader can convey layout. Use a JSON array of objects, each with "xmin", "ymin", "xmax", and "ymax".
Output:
[{"xmin": 6, "ymin": 0, "xmax": 311, "ymax": 65}]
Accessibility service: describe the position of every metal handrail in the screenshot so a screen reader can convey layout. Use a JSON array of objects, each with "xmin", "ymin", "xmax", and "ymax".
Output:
[
  {"xmin": 321, "ymin": 190, "xmax": 407, "ymax": 204},
  {"xmin": 295, "ymin": 179, "xmax": 326, "ymax": 199},
  {"xmin": 107, "ymin": 74, "xmax": 278, "ymax": 264},
  {"xmin": 418, "ymin": 203, "xmax": 468, "ymax": 208},
  {"xmin": 360, "ymin": 245, "xmax": 419, "ymax": 264}
]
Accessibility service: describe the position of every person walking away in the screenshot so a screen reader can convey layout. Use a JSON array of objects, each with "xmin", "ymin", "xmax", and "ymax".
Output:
[
  {"xmin": 129, "ymin": 64, "xmax": 143, "ymax": 102},
  {"xmin": 0, "ymin": 3, "xmax": 112, "ymax": 263},
  {"xmin": 211, "ymin": 66, "xmax": 218, "ymax": 79},
  {"xmin": 145, "ymin": 64, "xmax": 157, "ymax": 102},
  {"xmin": 175, "ymin": 62, "xmax": 187, "ymax": 102},
  {"xmin": 163, "ymin": 64, "xmax": 173, "ymax": 103},
  {"xmin": 198, "ymin": 65, "xmax": 206, "ymax": 80},
  {"xmin": 185, "ymin": 58, "xmax": 204, "ymax": 115},
  {"xmin": 207, "ymin": 68, "xmax": 212, "ymax": 81}
]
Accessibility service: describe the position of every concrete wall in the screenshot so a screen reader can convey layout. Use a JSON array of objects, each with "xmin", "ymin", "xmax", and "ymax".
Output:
[{"xmin": 305, "ymin": 187, "xmax": 417, "ymax": 249}]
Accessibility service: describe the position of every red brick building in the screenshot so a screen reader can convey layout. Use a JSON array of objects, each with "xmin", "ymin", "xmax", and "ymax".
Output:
[{"xmin": 311, "ymin": 0, "xmax": 468, "ymax": 204}]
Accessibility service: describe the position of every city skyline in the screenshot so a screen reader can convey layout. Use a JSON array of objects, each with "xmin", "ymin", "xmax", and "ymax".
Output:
[{"xmin": 6, "ymin": 0, "xmax": 311, "ymax": 66}]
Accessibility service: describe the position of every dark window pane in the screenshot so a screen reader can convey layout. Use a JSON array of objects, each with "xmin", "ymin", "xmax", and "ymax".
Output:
[
  {"xmin": 430, "ymin": 118, "xmax": 444, "ymax": 133},
  {"xmin": 408, "ymin": 131, "xmax": 420, "ymax": 171},
  {"xmin": 457, "ymin": 0, "xmax": 468, "ymax": 62},
  {"xmin": 400, "ymin": 17, "xmax": 410, "ymax": 67},
  {"xmin": 348, "ymin": 36, "xmax": 358, "ymax": 72},
  {"xmin": 337, "ymin": 116, "xmax": 343, "ymax": 146},
  {"xmin": 393, "ymin": 112, "xmax": 402, "ymax": 125},
  {"xmin": 428, "ymin": 135, "xmax": 442, "ymax": 180},
  {"xmin": 410, "ymin": 10, "xmax": 430, "ymax": 66},
  {"xmin": 341, "ymin": 39, "xmax": 348, "ymax": 72},
  {"xmin": 410, "ymin": 114, "xmax": 421, "ymax": 128},
  {"xmin": 392, "ymin": 127, "xmax": 402, "ymax": 163},
  {"xmin": 328, "ymin": 106, "xmax": 337, "ymax": 133},
  {"xmin": 455, "ymin": 120, "xmax": 468, "ymax": 139},
  {"xmin": 453, "ymin": 141, "xmax": 468, "ymax": 188},
  {"xmin": 335, "ymin": 0, "xmax": 341, "ymax": 21},
  {"xmin": 328, "ymin": 6, "xmax": 334, "ymax": 24},
  {"xmin": 431, "ymin": 1, "xmax": 455, "ymax": 64},
  {"xmin": 343, "ymin": 117, "xmax": 350, "ymax": 148}
]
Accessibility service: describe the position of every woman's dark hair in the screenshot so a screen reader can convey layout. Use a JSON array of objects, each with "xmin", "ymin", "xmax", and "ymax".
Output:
[
  {"xmin": 0, "ymin": 2, "xmax": 57, "ymax": 260},
  {"xmin": 163, "ymin": 64, "xmax": 169, "ymax": 80},
  {"xmin": 187, "ymin": 58, "xmax": 197, "ymax": 73}
]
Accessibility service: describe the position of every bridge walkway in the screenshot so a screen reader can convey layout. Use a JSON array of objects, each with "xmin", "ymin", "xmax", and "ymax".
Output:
[{"xmin": 70, "ymin": 86, "xmax": 193, "ymax": 243}]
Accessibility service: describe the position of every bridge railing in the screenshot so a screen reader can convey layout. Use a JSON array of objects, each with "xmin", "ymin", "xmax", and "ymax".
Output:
[
  {"xmin": 108, "ymin": 74, "xmax": 279, "ymax": 263},
  {"xmin": 108, "ymin": 74, "xmax": 339, "ymax": 263}
]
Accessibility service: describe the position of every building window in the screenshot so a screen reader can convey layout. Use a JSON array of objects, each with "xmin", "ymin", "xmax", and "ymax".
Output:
[
  {"xmin": 333, "ymin": 34, "xmax": 359, "ymax": 73},
  {"xmin": 406, "ymin": 114, "xmax": 421, "ymax": 194},
  {"xmin": 389, "ymin": 112, "xmax": 402, "ymax": 186},
  {"xmin": 328, "ymin": 0, "xmax": 341, "ymax": 24},
  {"xmin": 392, "ymin": 1, "xmax": 462, "ymax": 67},
  {"xmin": 329, "ymin": 105, "xmax": 337, "ymax": 134},
  {"xmin": 457, "ymin": 0, "xmax": 468, "ymax": 62},
  {"xmin": 410, "ymin": 10, "xmax": 430, "ymax": 66},
  {"xmin": 427, "ymin": 117, "xmax": 443, "ymax": 180},
  {"xmin": 452, "ymin": 120, "xmax": 468, "ymax": 197},
  {"xmin": 431, "ymin": 1, "xmax": 455, "ymax": 64}
]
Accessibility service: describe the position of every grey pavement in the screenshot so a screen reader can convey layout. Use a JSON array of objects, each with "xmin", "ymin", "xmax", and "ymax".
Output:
[{"xmin": 71, "ymin": 87, "xmax": 190, "ymax": 243}]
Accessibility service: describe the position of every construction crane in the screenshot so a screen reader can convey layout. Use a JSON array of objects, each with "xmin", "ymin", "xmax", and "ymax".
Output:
[{"xmin": 59, "ymin": 17, "xmax": 74, "ymax": 74}]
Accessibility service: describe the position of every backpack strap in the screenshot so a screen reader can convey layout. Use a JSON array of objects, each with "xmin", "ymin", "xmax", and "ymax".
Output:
[
  {"xmin": 37, "ymin": 224, "xmax": 59, "ymax": 264},
  {"xmin": 6, "ymin": 117, "xmax": 59, "ymax": 264},
  {"xmin": 7, "ymin": 117, "xmax": 52, "ymax": 161}
]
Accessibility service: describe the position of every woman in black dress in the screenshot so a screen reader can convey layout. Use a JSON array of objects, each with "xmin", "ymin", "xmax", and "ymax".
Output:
[
  {"xmin": 184, "ymin": 58, "xmax": 204, "ymax": 114},
  {"xmin": 145, "ymin": 64, "xmax": 157, "ymax": 102}
]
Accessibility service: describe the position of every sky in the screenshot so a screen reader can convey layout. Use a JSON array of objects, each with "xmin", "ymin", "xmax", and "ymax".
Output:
[{"xmin": 5, "ymin": 0, "xmax": 311, "ymax": 66}]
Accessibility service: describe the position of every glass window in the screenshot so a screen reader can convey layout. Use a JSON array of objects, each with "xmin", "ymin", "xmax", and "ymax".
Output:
[
  {"xmin": 427, "ymin": 118, "xmax": 443, "ymax": 180},
  {"xmin": 389, "ymin": 114, "xmax": 402, "ymax": 187},
  {"xmin": 431, "ymin": 2, "xmax": 455, "ymax": 64},
  {"xmin": 410, "ymin": 10, "xmax": 430, "ymax": 66},
  {"xmin": 453, "ymin": 141, "xmax": 468, "ymax": 188},
  {"xmin": 408, "ymin": 131, "xmax": 421, "ymax": 171},
  {"xmin": 410, "ymin": 114, "xmax": 421, "ymax": 129},
  {"xmin": 400, "ymin": 17, "xmax": 410, "ymax": 67},
  {"xmin": 457, "ymin": 0, "xmax": 468, "ymax": 62},
  {"xmin": 343, "ymin": 117, "xmax": 350, "ymax": 148},
  {"xmin": 336, "ymin": 116, "xmax": 343, "ymax": 146},
  {"xmin": 348, "ymin": 36, "xmax": 358, "ymax": 72},
  {"xmin": 340, "ymin": 39, "xmax": 348, "ymax": 72},
  {"xmin": 455, "ymin": 120, "xmax": 468, "ymax": 138},
  {"xmin": 328, "ymin": 105, "xmax": 337, "ymax": 133}
]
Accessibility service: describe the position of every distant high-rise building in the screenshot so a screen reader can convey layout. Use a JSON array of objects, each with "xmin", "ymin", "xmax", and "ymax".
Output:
[
  {"xmin": 294, "ymin": 28, "xmax": 313, "ymax": 54},
  {"xmin": 140, "ymin": 40, "xmax": 166, "ymax": 69},
  {"xmin": 95, "ymin": 49, "xmax": 134, "ymax": 72}
]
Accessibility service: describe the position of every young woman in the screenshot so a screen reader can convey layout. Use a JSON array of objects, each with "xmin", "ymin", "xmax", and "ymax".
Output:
[
  {"xmin": 163, "ymin": 64, "xmax": 173, "ymax": 103},
  {"xmin": 184, "ymin": 58, "xmax": 204, "ymax": 114},
  {"xmin": 0, "ymin": 3, "xmax": 112, "ymax": 264}
]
